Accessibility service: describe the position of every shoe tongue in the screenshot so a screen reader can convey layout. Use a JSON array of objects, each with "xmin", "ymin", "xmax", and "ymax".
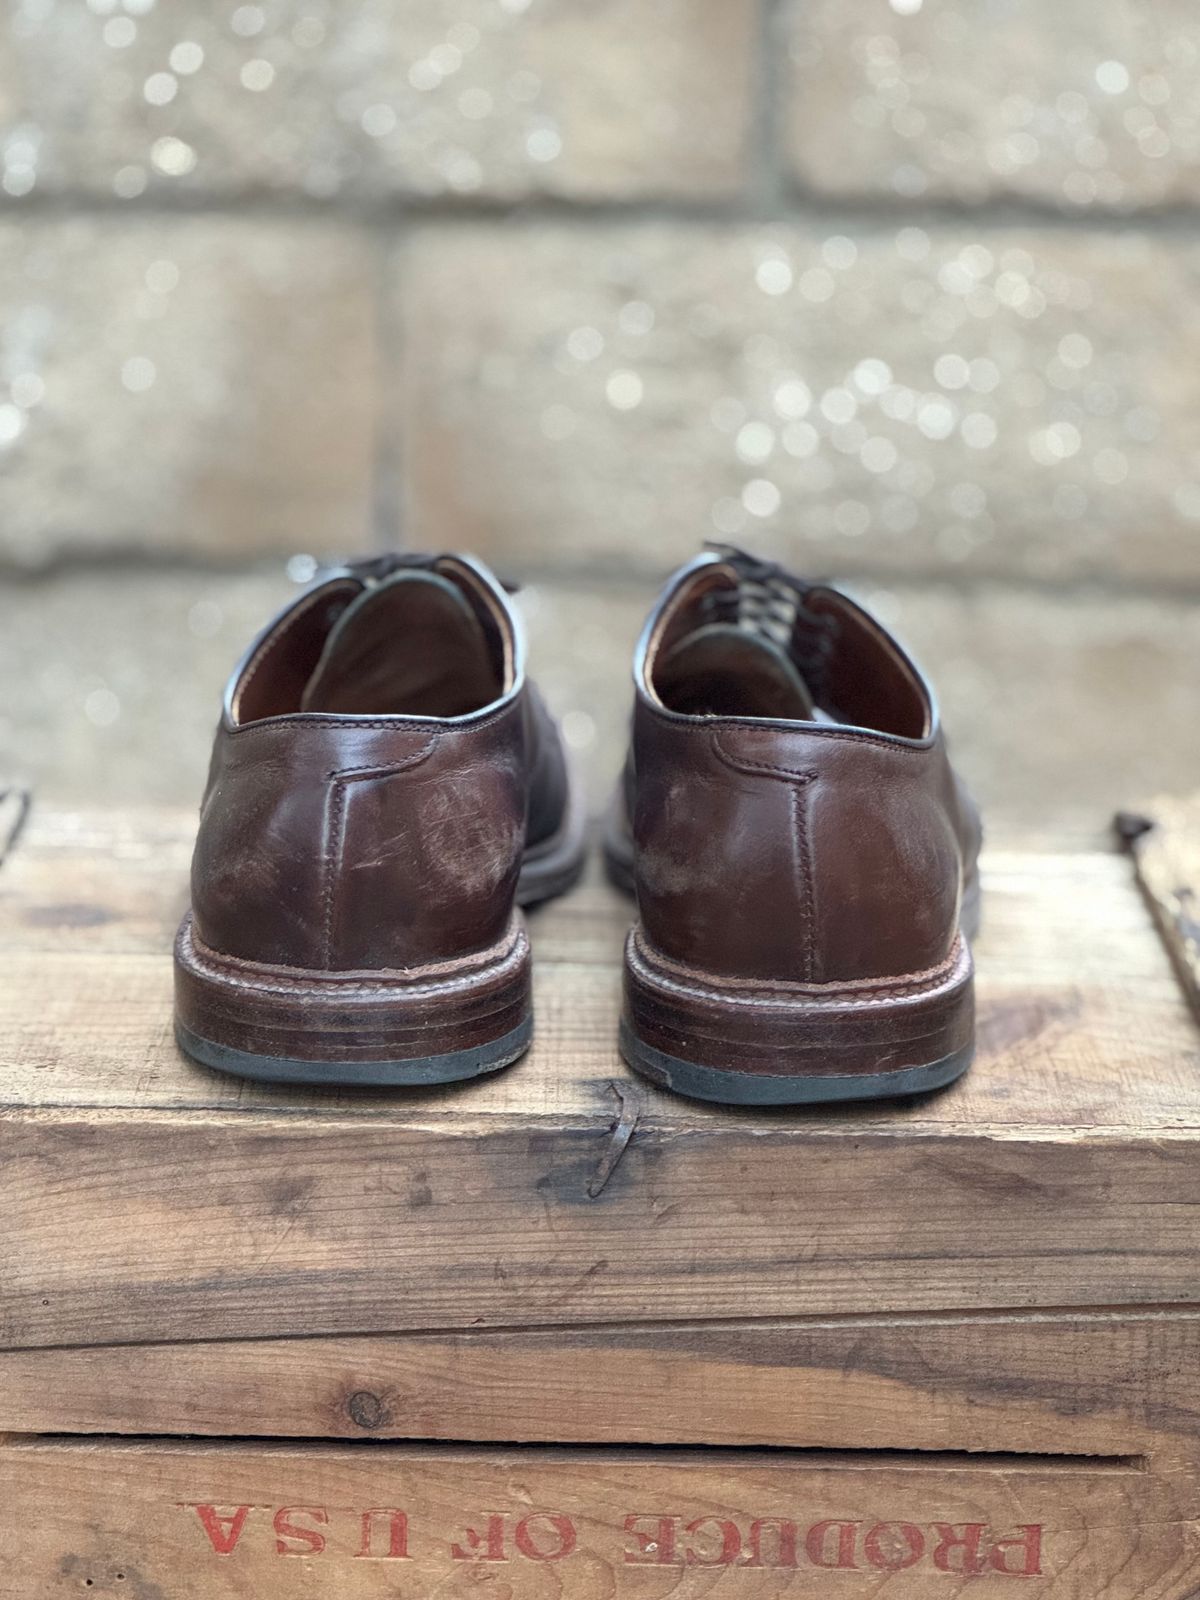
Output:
[
  {"xmin": 300, "ymin": 569, "xmax": 499, "ymax": 717},
  {"xmin": 656, "ymin": 621, "xmax": 816, "ymax": 720}
]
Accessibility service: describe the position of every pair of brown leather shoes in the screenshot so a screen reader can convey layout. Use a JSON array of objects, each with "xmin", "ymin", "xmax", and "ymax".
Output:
[{"xmin": 174, "ymin": 547, "xmax": 980, "ymax": 1105}]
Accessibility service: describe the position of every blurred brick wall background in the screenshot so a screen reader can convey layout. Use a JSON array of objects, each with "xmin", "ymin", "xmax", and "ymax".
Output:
[{"xmin": 1, "ymin": 0, "xmax": 1198, "ymax": 834}]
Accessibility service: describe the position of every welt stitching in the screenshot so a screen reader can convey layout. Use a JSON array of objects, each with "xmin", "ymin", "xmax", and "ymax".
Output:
[
  {"xmin": 320, "ymin": 737, "xmax": 439, "ymax": 968},
  {"xmin": 630, "ymin": 931, "xmax": 968, "ymax": 1010},
  {"xmin": 195, "ymin": 950, "xmax": 526, "ymax": 1000},
  {"xmin": 631, "ymin": 955, "xmax": 962, "ymax": 1011},
  {"xmin": 632, "ymin": 927, "xmax": 965, "ymax": 1000},
  {"xmin": 187, "ymin": 926, "xmax": 528, "ymax": 999},
  {"xmin": 186, "ymin": 915, "xmax": 522, "ymax": 979}
]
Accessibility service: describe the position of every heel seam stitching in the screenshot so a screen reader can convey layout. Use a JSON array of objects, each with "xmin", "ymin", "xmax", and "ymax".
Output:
[
  {"xmin": 710, "ymin": 731, "xmax": 818, "ymax": 982},
  {"xmin": 320, "ymin": 739, "xmax": 440, "ymax": 968}
]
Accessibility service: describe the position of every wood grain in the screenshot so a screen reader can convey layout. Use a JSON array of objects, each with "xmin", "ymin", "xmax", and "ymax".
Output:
[
  {"xmin": 7, "ymin": 1110, "xmax": 1200, "ymax": 1349},
  {"xmin": 1, "ymin": 805, "xmax": 1198, "ymax": 1129},
  {"xmin": 3, "ymin": 1311, "xmax": 1198, "ymax": 1465},
  {"xmin": 3, "ymin": 805, "xmax": 1199, "ymax": 1598},
  {"xmin": 4, "ymin": 1438, "xmax": 1194, "ymax": 1599},
  {"xmin": 3, "ymin": 806, "xmax": 1200, "ymax": 1349}
]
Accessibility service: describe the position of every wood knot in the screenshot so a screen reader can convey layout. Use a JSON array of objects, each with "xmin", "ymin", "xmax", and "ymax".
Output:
[{"xmin": 346, "ymin": 1389, "xmax": 389, "ymax": 1430}]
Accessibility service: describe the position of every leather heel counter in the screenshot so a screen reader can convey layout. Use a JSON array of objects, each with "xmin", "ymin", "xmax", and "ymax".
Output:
[
  {"xmin": 323, "ymin": 730, "xmax": 525, "ymax": 969},
  {"xmin": 190, "ymin": 726, "xmax": 333, "ymax": 970},
  {"xmin": 632, "ymin": 712, "xmax": 964, "ymax": 987},
  {"xmin": 801, "ymin": 736, "xmax": 964, "ymax": 983},
  {"xmin": 632, "ymin": 713, "xmax": 816, "ymax": 983},
  {"xmin": 191, "ymin": 710, "xmax": 526, "ymax": 971}
]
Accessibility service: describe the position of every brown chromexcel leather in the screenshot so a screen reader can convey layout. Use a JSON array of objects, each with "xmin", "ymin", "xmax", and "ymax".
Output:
[
  {"xmin": 605, "ymin": 547, "xmax": 981, "ymax": 1105},
  {"xmin": 174, "ymin": 552, "xmax": 586, "ymax": 1087}
]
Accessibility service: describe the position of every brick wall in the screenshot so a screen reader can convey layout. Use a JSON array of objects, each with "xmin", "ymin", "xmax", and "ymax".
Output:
[{"xmin": 1, "ymin": 0, "xmax": 1197, "ymax": 825}]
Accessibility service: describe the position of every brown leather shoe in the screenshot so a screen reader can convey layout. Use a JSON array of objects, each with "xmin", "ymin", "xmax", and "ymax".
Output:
[
  {"xmin": 174, "ymin": 553, "xmax": 586, "ymax": 1087},
  {"xmin": 605, "ymin": 547, "xmax": 980, "ymax": 1105}
]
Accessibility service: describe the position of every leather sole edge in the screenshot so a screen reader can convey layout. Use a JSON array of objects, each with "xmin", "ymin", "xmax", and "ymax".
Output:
[
  {"xmin": 621, "ymin": 929, "xmax": 975, "ymax": 1105},
  {"xmin": 619, "ymin": 1019, "xmax": 974, "ymax": 1105},
  {"xmin": 176, "ymin": 1015, "xmax": 533, "ymax": 1088},
  {"xmin": 174, "ymin": 914, "xmax": 531, "ymax": 1085}
]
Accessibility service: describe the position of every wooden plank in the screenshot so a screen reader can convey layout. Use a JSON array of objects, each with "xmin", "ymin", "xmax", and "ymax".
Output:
[
  {"xmin": 1120, "ymin": 791, "xmax": 1200, "ymax": 1025},
  {"xmin": 2, "ymin": 807, "xmax": 1200, "ymax": 1346},
  {"xmin": 6, "ymin": 1110, "xmax": 1200, "ymax": 1348},
  {"xmin": 3, "ymin": 1438, "xmax": 1193, "ymax": 1599},
  {"xmin": 3, "ymin": 1311, "xmax": 1198, "ymax": 1465},
  {"xmin": 2, "ymin": 923, "xmax": 1195, "ymax": 1125},
  {"xmin": 1, "ymin": 806, "xmax": 1198, "ymax": 1131}
]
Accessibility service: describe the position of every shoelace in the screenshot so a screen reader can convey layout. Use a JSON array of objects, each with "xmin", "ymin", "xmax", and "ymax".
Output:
[{"xmin": 703, "ymin": 542, "xmax": 840, "ymax": 700}]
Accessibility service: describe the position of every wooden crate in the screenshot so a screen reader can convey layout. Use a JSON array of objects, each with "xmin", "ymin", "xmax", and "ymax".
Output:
[{"xmin": 2, "ymin": 801, "xmax": 1199, "ymax": 1597}]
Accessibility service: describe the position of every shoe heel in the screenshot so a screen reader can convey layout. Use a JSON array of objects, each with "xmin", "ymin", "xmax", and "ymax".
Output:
[
  {"xmin": 174, "ymin": 915, "xmax": 532, "ymax": 1087},
  {"xmin": 621, "ymin": 930, "xmax": 974, "ymax": 1106}
]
